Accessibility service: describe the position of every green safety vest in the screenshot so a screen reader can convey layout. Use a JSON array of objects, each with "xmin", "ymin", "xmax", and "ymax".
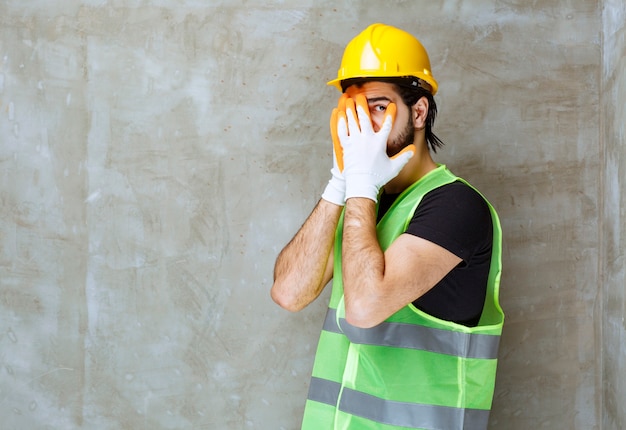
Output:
[{"xmin": 302, "ymin": 165, "xmax": 504, "ymax": 430}]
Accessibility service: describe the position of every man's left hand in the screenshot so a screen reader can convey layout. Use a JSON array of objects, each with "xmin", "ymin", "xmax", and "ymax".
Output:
[{"xmin": 337, "ymin": 94, "xmax": 415, "ymax": 202}]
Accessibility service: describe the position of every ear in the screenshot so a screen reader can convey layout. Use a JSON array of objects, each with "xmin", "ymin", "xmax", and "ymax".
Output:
[{"xmin": 412, "ymin": 96, "xmax": 429, "ymax": 130}]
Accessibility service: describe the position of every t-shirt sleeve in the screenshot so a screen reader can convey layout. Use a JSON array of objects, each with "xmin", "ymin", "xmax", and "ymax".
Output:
[{"xmin": 404, "ymin": 182, "xmax": 492, "ymax": 263}]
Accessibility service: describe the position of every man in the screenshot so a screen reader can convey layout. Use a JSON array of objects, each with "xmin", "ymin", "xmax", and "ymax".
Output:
[{"xmin": 271, "ymin": 23, "xmax": 504, "ymax": 430}]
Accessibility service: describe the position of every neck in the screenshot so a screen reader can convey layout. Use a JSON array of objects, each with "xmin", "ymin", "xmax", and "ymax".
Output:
[{"xmin": 383, "ymin": 140, "xmax": 437, "ymax": 194}]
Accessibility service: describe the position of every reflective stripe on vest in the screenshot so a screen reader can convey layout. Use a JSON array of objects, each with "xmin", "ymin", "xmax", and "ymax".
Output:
[
  {"xmin": 302, "ymin": 165, "xmax": 504, "ymax": 430},
  {"xmin": 308, "ymin": 377, "xmax": 491, "ymax": 429},
  {"xmin": 322, "ymin": 308, "xmax": 500, "ymax": 359}
]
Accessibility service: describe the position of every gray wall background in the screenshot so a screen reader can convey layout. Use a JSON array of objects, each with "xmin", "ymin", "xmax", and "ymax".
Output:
[
  {"xmin": 602, "ymin": 0, "xmax": 626, "ymax": 429},
  {"xmin": 0, "ymin": 1, "xmax": 624, "ymax": 429}
]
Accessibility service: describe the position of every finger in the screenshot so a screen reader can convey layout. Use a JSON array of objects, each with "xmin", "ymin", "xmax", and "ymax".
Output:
[
  {"xmin": 383, "ymin": 102, "xmax": 397, "ymax": 130},
  {"xmin": 338, "ymin": 93, "xmax": 348, "ymax": 112},
  {"xmin": 391, "ymin": 143, "xmax": 416, "ymax": 160},
  {"xmin": 354, "ymin": 94, "xmax": 373, "ymax": 133},
  {"xmin": 337, "ymin": 110, "xmax": 349, "ymax": 147},
  {"xmin": 389, "ymin": 145, "xmax": 415, "ymax": 172},
  {"xmin": 371, "ymin": 102, "xmax": 396, "ymax": 147},
  {"xmin": 344, "ymin": 98, "xmax": 360, "ymax": 136},
  {"xmin": 379, "ymin": 102, "xmax": 396, "ymax": 134},
  {"xmin": 330, "ymin": 108, "xmax": 344, "ymax": 171}
]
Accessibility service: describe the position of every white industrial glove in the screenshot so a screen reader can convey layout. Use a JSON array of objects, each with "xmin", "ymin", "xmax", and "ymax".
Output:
[
  {"xmin": 338, "ymin": 95, "xmax": 415, "ymax": 202},
  {"xmin": 321, "ymin": 94, "xmax": 349, "ymax": 206},
  {"xmin": 320, "ymin": 146, "xmax": 346, "ymax": 206}
]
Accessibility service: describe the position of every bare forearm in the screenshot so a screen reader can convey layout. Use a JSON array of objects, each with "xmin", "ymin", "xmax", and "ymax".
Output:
[
  {"xmin": 271, "ymin": 199, "xmax": 342, "ymax": 311},
  {"xmin": 342, "ymin": 198, "xmax": 385, "ymax": 321}
]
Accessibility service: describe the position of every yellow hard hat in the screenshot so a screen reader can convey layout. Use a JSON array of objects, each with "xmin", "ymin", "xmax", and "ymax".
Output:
[{"xmin": 327, "ymin": 23, "xmax": 438, "ymax": 95}]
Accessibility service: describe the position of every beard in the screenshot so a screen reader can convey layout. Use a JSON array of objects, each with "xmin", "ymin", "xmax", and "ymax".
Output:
[{"xmin": 386, "ymin": 116, "xmax": 415, "ymax": 157}]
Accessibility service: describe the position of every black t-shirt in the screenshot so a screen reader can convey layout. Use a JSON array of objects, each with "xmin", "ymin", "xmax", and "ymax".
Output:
[{"xmin": 377, "ymin": 181, "xmax": 493, "ymax": 327}]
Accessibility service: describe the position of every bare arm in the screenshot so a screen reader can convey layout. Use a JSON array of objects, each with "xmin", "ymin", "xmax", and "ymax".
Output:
[
  {"xmin": 271, "ymin": 199, "xmax": 343, "ymax": 312},
  {"xmin": 342, "ymin": 197, "xmax": 462, "ymax": 328}
]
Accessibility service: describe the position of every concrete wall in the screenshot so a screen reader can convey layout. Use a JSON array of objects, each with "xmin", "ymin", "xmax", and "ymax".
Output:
[
  {"xmin": 0, "ymin": 1, "xmax": 611, "ymax": 429},
  {"xmin": 602, "ymin": 0, "xmax": 626, "ymax": 429}
]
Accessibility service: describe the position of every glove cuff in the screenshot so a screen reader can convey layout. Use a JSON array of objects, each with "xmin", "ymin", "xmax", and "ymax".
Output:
[
  {"xmin": 321, "ymin": 176, "xmax": 346, "ymax": 206},
  {"xmin": 345, "ymin": 175, "xmax": 380, "ymax": 202}
]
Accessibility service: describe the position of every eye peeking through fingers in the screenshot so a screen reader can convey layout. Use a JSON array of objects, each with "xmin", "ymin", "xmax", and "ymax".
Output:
[{"xmin": 372, "ymin": 104, "xmax": 387, "ymax": 113}]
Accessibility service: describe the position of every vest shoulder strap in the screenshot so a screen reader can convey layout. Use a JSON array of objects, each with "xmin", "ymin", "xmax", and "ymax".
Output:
[{"xmin": 377, "ymin": 164, "xmax": 458, "ymax": 250}]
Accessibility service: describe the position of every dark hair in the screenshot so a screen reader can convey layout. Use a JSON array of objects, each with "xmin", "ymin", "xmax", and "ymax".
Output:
[{"xmin": 340, "ymin": 77, "xmax": 444, "ymax": 152}]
